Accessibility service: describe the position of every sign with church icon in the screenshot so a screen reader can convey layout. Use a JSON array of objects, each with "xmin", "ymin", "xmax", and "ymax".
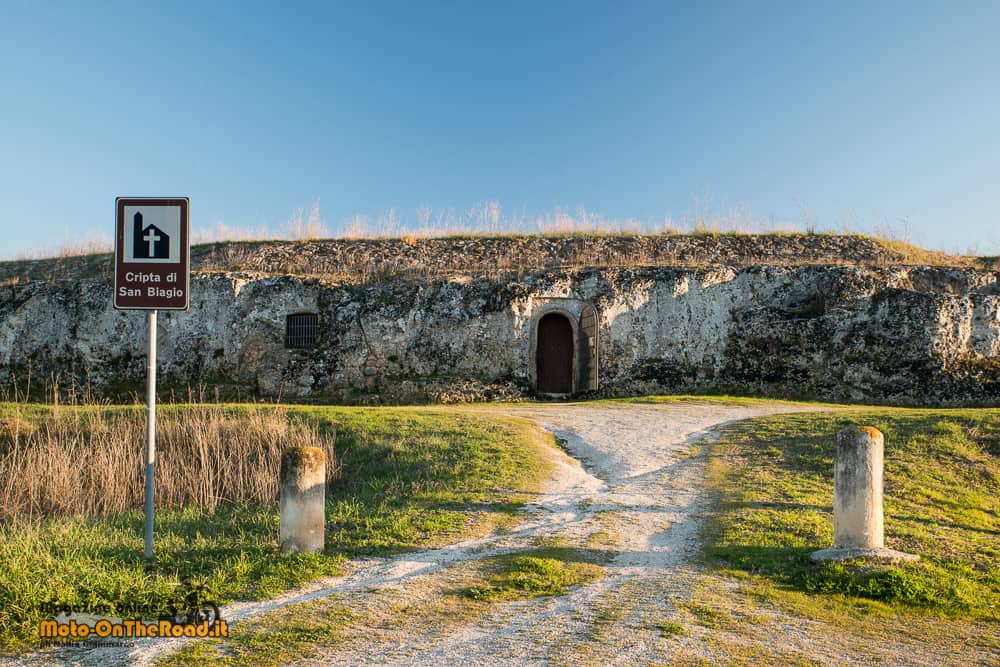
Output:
[{"xmin": 114, "ymin": 197, "xmax": 190, "ymax": 310}]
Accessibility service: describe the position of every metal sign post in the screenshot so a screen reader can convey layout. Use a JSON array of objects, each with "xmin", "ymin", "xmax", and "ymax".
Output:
[
  {"xmin": 113, "ymin": 197, "xmax": 190, "ymax": 562},
  {"xmin": 144, "ymin": 309, "xmax": 157, "ymax": 561}
]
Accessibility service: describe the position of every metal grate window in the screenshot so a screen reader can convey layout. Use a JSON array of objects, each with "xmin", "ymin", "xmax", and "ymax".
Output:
[{"xmin": 285, "ymin": 313, "xmax": 319, "ymax": 349}]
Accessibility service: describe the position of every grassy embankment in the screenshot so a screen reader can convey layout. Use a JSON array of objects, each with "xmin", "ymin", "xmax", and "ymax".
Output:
[
  {"xmin": 703, "ymin": 408, "xmax": 1000, "ymax": 622},
  {"xmin": 0, "ymin": 402, "xmax": 554, "ymax": 651}
]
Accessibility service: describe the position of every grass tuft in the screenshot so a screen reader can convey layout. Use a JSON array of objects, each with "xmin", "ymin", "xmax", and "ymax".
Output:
[
  {"xmin": 655, "ymin": 619, "xmax": 685, "ymax": 636},
  {"xmin": 461, "ymin": 550, "xmax": 604, "ymax": 602}
]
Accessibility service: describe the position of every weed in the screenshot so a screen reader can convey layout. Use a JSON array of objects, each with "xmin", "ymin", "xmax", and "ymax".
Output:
[{"xmin": 160, "ymin": 598, "xmax": 353, "ymax": 667}]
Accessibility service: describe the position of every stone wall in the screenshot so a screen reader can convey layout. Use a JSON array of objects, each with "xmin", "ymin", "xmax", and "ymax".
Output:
[{"xmin": 2, "ymin": 262, "xmax": 998, "ymax": 405}]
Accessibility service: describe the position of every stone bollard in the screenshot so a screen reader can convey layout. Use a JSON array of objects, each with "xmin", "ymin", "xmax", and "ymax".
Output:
[
  {"xmin": 811, "ymin": 426, "xmax": 917, "ymax": 563},
  {"xmin": 834, "ymin": 425, "xmax": 885, "ymax": 550},
  {"xmin": 279, "ymin": 446, "xmax": 326, "ymax": 554}
]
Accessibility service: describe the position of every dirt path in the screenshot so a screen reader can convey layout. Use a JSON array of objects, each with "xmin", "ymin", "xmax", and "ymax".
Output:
[{"xmin": 12, "ymin": 402, "xmax": 992, "ymax": 666}]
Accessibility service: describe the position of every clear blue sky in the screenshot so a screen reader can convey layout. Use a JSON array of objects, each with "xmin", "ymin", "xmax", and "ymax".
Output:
[{"xmin": 1, "ymin": 1, "xmax": 998, "ymax": 258}]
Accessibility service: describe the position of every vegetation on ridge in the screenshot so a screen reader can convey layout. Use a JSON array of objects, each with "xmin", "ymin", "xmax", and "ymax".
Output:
[{"xmin": 2, "ymin": 231, "xmax": 992, "ymax": 287}]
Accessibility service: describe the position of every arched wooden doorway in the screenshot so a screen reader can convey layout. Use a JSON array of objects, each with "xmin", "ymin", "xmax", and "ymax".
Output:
[{"xmin": 536, "ymin": 313, "xmax": 574, "ymax": 394}]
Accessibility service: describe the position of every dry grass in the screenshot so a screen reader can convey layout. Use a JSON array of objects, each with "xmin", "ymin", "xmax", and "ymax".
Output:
[
  {"xmin": 194, "ymin": 201, "xmax": 330, "ymax": 245},
  {"xmin": 184, "ymin": 199, "xmax": 962, "ymax": 249},
  {"xmin": 14, "ymin": 234, "xmax": 113, "ymax": 261},
  {"xmin": 198, "ymin": 200, "xmax": 743, "ymax": 241},
  {"xmin": 0, "ymin": 405, "xmax": 338, "ymax": 519},
  {"xmin": 7, "ymin": 198, "xmax": 988, "ymax": 265},
  {"xmin": 4, "ymin": 199, "xmax": 987, "ymax": 285},
  {"xmin": 872, "ymin": 237, "xmax": 978, "ymax": 268},
  {"xmin": 0, "ymin": 403, "xmax": 550, "ymax": 650}
]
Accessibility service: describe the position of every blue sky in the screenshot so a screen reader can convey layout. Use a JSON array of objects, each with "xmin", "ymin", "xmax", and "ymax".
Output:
[{"xmin": 1, "ymin": 1, "xmax": 998, "ymax": 258}]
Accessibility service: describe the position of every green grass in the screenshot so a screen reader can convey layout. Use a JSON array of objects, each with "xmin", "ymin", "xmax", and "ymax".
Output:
[
  {"xmin": 684, "ymin": 602, "xmax": 731, "ymax": 629},
  {"xmin": 655, "ymin": 619, "xmax": 685, "ymax": 636},
  {"xmin": 0, "ymin": 404, "xmax": 553, "ymax": 651},
  {"xmin": 703, "ymin": 408, "xmax": 1000, "ymax": 620},
  {"xmin": 293, "ymin": 406, "xmax": 550, "ymax": 555},
  {"xmin": 461, "ymin": 549, "xmax": 605, "ymax": 602}
]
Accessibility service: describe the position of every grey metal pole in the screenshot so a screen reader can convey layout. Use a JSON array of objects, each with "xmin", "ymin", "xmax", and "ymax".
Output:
[{"xmin": 144, "ymin": 309, "xmax": 157, "ymax": 561}]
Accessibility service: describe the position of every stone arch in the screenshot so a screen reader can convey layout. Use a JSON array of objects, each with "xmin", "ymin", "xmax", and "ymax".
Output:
[{"xmin": 528, "ymin": 299, "xmax": 600, "ymax": 396}]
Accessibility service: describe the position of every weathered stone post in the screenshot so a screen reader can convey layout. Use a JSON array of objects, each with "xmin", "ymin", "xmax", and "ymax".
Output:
[
  {"xmin": 834, "ymin": 425, "xmax": 885, "ymax": 549},
  {"xmin": 279, "ymin": 447, "xmax": 326, "ymax": 554},
  {"xmin": 811, "ymin": 426, "xmax": 917, "ymax": 563}
]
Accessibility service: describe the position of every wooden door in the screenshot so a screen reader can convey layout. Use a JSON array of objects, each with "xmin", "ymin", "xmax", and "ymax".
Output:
[
  {"xmin": 578, "ymin": 305, "xmax": 599, "ymax": 392},
  {"xmin": 536, "ymin": 313, "xmax": 574, "ymax": 394}
]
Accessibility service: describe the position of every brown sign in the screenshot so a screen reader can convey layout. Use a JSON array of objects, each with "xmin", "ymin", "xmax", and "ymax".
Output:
[{"xmin": 114, "ymin": 197, "xmax": 190, "ymax": 310}]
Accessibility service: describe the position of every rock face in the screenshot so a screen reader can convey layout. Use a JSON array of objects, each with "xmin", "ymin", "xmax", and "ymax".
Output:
[{"xmin": 1, "ymin": 248, "xmax": 999, "ymax": 405}]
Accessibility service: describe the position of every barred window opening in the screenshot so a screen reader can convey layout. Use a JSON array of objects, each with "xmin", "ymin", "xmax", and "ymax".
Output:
[{"xmin": 286, "ymin": 313, "xmax": 319, "ymax": 349}]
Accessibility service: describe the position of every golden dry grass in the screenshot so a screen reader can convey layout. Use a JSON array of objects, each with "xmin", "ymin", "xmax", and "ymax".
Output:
[{"xmin": 0, "ymin": 405, "xmax": 337, "ymax": 518}]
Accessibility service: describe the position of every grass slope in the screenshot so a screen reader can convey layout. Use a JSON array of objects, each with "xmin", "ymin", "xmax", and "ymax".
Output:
[
  {"xmin": 0, "ymin": 404, "xmax": 553, "ymax": 651},
  {"xmin": 704, "ymin": 408, "xmax": 1000, "ymax": 620}
]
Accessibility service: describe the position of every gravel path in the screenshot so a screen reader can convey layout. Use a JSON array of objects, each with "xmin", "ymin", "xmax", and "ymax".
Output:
[
  {"xmin": 288, "ymin": 402, "xmax": 817, "ymax": 666},
  {"xmin": 7, "ymin": 402, "xmax": 995, "ymax": 666}
]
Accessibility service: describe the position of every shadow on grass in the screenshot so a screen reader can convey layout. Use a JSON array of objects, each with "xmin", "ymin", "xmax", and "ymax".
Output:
[
  {"xmin": 707, "ymin": 520, "xmax": 992, "ymax": 616},
  {"xmin": 89, "ymin": 503, "xmax": 344, "ymax": 613},
  {"xmin": 705, "ymin": 409, "xmax": 1000, "ymax": 620},
  {"xmin": 708, "ymin": 544, "xmax": 817, "ymax": 576}
]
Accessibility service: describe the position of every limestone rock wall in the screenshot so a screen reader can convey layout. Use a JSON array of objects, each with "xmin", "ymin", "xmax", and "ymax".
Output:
[{"xmin": 1, "ymin": 265, "xmax": 998, "ymax": 405}]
